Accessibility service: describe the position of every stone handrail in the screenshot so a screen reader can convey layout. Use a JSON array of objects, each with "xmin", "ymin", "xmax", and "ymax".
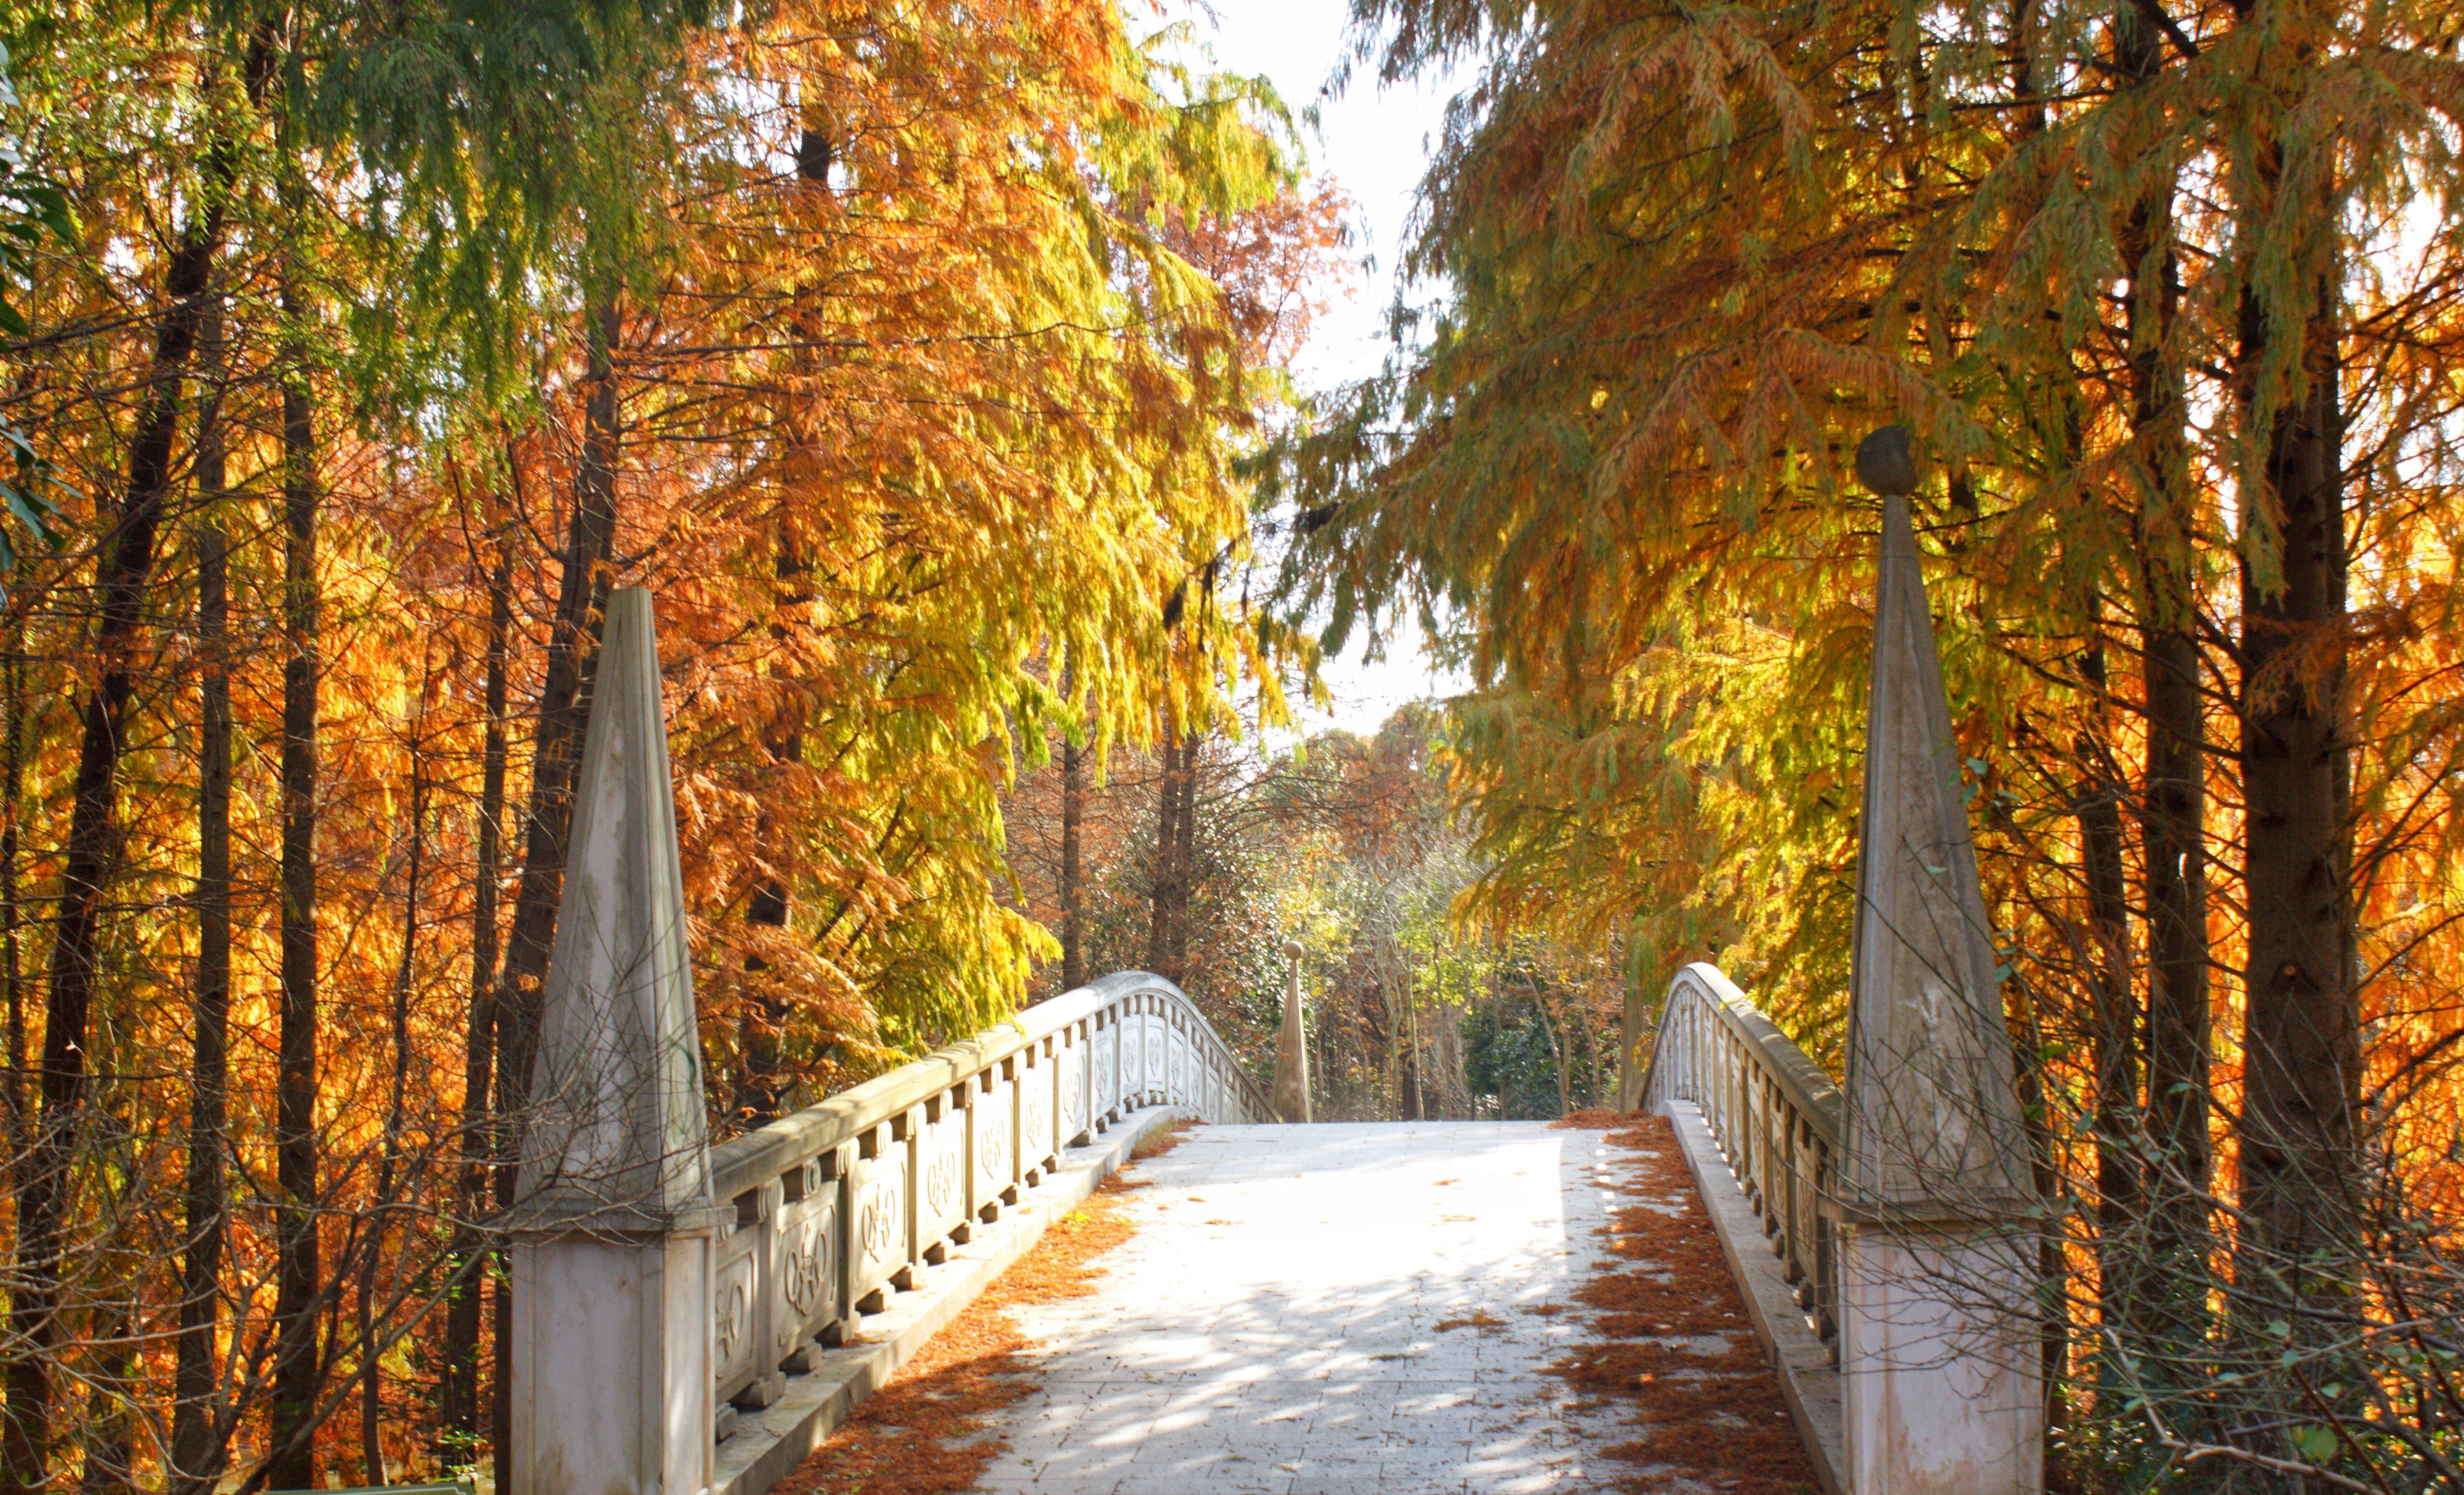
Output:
[
  {"xmin": 698, "ymin": 969, "xmax": 1272, "ymax": 1427},
  {"xmin": 1637, "ymin": 961, "xmax": 1843, "ymax": 1355}
]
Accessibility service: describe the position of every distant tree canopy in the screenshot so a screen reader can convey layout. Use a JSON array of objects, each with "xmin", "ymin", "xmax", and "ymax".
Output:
[{"xmin": 1000, "ymin": 705, "xmax": 1624, "ymax": 1122}]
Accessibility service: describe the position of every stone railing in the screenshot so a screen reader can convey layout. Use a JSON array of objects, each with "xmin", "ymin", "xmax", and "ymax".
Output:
[
  {"xmin": 505, "ymin": 583, "xmax": 1280, "ymax": 1495},
  {"xmin": 701, "ymin": 970, "xmax": 1272, "ymax": 1432},
  {"xmin": 1637, "ymin": 961, "xmax": 1843, "ymax": 1356}
]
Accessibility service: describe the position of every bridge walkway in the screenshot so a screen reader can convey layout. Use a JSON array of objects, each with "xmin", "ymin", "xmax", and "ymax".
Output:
[{"xmin": 969, "ymin": 1121, "xmax": 1629, "ymax": 1495}]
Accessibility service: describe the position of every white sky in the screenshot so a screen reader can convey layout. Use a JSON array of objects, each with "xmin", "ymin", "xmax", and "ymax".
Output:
[{"xmin": 1154, "ymin": 0, "xmax": 1475, "ymax": 739}]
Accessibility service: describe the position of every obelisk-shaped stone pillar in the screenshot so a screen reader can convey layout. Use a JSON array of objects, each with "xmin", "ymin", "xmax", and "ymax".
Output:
[
  {"xmin": 1271, "ymin": 938, "xmax": 1311, "ymax": 1122},
  {"xmin": 511, "ymin": 588, "xmax": 716, "ymax": 1495},
  {"xmin": 1837, "ymin": 428, "xmax": 2043, "ymax": 1495}
]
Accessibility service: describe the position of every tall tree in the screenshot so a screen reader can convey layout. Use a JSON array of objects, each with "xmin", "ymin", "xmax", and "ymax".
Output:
[
  {"xmin": 2230, "ymin": 79, "xmax": 2359, "ymax": 1303},
  {"xmin": 173, "ymin": 288, "xmax": 234, "ymax": 1495},
  {"xmin": 2111, "ymin": 4, "xmax": 2212, "ymax": 1349},
  {"xmin": 1061, "ymin": 729, "xmax": 1086, "ymax": 992},
  {"xmin": 267, "ymin": 117, "xmax": 325, "ymax": 1491},
  {"xmin": 440, "ymin": 459, "xmax": 514, "ymax": 1453}
]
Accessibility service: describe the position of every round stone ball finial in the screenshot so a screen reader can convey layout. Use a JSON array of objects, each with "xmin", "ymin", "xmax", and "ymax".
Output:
[
  {"xmin": 1854, "ymin": 425, "xmax": 1921, "ymax": 498},
  {"xmin": 1282, "ymin": 938, "xmax": 1305, "ymax": 960}
]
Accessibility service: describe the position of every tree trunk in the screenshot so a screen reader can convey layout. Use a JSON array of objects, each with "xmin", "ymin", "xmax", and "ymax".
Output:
[
  {"xmin": 364, "ymin": 687, "xmax": 427, "ymax": 1486},
  {"xmin": 268, "ymin": 248, "xmax": 324, "ymax": 1495},
  {"xmin": 2074, "ymin": 700, "xmax": 2139, "ymax": 1334},
  {"xmin": 494, "ymin": 299, "xmax": 625, "ymax": 1127},
  {"xmin": 1060, "ymin": 733, "xmax": 1084, "ymax": 992},
  {"xmin": 1170, "ymin": 733, "xmax": 1198, "ymax": 979},
  {"xmin": 173, "ymin": 292, "xmax": 233, "ymax": 1495},
  {"xmin": 737, "ymin": 536, "xmax": 807, "ymax": 1126},
  {"xmin": 2235, "ymin": 273, "xmax": 2357, "ymax": 1292},
  {"xmin": 2, "ymin": 173, "xmax": 226, "ymax": 1495},
  {"xmin": 1146, "ymin": 734, "xmax": 1185, "ymax": 979},
  {"xmin": 2110, "ymin": 22, "xmax": 2212, "ymax": 1338},
  {"xmin": 490, "ymin": 299, "xmax": 624, "ymax": 1485},
  {"xmin": 3, "ymin": 620, "xmax": 22, "ymax": 1157},
  {"xmin": 441, "ymin": 465, "xmax": 514, "ymax": 1454}
]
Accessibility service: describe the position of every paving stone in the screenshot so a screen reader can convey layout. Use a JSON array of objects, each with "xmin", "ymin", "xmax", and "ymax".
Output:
[{"xmin": 967, "ymin": 1121, "xmax": 1629, "ymax": 1494}]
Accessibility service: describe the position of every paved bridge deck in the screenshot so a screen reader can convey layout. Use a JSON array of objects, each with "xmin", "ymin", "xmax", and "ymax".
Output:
[{"xmin": 972, "ymin": 1121, "xmax": 1626, "ymax": 1495}]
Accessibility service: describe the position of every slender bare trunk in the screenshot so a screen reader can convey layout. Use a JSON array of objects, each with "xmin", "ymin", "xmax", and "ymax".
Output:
[
  {"xmin": 2112, "ymin": 18, "xmax": 2212, "ymax": 1341},
  {"xmin": 362, "ymin": 685, "xmax": 426, "ymax": 1486},
  {"xmin": 1171, "ymin": 735, "xmax": 1198, "ymax": 979},
  {"xmin": 2, "ymin": 620, "xmax": 21, "ymax": 1157},
  {"xmin": 268, "ymin": 238, "xmax": 324, "ymax": 1494},
  {"xmin": 1147, "ymin": 734, "xmax": 1184, "ymax": 978},
  {"xmin": 441, "ymin": 462, "xmax": 514, "ymax": 1454},
  {"xmin": 737, "ymin": 537, "xmax": 806, "ymax": 1125},
  {"xmin": 173, "ymin": 292, "xmax": 233, "ymax": 1495},
  {"xmin": 1060, "ymin": 733, "xmax": 1083, "ymax": 991}
]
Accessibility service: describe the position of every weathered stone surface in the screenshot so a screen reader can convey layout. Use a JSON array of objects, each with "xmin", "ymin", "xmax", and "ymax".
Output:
[
  {"xmin": 1845, "ymin": 493, "xmax": 2031, "ymax": 1214},
  {"xmin": 511, "ymin": 587, "xmax": 715, "ymax": 1495},
  {"xmin": 1271, "ymin": 939, "xmax": 1312, "ymax": 1123},
  {"xmin": 512, "ymin": 1228, "xmax": 715, "ymax": 1495},
  {"xmin": 1841, "ymin": 464, "xmax": 2042, "ymax": 1495},
  {"xmin": 1854, "ymin": 424, "xmax": 1921, "ymax": 499},
  {"xmin": 1840, "ymin": 1231, "xmax": 2042, "ymax": 1495},
  {"xmin": 520, "ymin": 586, "xmax": 712, "ymax": 1225}
]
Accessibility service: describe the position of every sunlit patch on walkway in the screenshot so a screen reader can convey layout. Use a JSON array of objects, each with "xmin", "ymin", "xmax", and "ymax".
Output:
[{"xmin": 969, "ymin": 1121, "xmax": 1620, "ymax": 1495}]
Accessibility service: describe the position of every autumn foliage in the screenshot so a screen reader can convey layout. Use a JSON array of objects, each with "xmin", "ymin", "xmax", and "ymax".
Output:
[
  {"xmin": 0, "ymin": 0, "xmax": 1348, "ymax": 1487},
  {"xmin": 1291, "ymin": 0, "xmax": 2464, "ymax": 1485}
]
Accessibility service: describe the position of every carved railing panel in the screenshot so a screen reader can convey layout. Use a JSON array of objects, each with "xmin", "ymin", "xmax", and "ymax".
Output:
[
  {"xmin": 702, "ymin": 970, "xmax": 1271, "ymax": 1437},
  {"xmin": 1638, "ymin": 961, "xmax": 1844, "ymax": 1356}
]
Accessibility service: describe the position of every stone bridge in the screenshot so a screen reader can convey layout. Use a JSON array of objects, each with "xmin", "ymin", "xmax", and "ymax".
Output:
[{"xmin": 512, "ymin": 437, "xmax": 2050, "ymax": 1495}]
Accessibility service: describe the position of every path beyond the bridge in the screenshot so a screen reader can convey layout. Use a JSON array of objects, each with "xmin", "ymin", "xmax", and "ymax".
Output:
[{"xmin": 970, "ymin": 1121, "xmax": 1630, "ymax": 1495}]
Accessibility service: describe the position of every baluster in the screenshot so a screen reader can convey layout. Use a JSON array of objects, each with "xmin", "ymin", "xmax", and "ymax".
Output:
[
  {"xmin": 1760, "ymin": 1071, "xmax": 1780, "ymax": 1234},
  {"xmin": 895, "ymin": 1103, "xmax": 924, "ymax": 1290},
  {"xmin": 1006, "ymin": 1054, "xmax": 1028, "ymax": 1199},
  {"xmin": 1062, "ymin": 1021, "xmax": 1092, "ymax": 1148},
  {"xmin": 1707, "ymin": 1024, "xmax": 1722, "ymax": 1141},
  {"xmin": 1723, "ymin": 1028, "xmax": 1740, "ymax": 1156},
  {"xmin": 1780, "ymin": 1106, "xmax": 1802, "ymax": 1285},
  {"xmin": 1814, "ymin": 1132, "xmax": 1838, "ymax": 1358},
  {"xmin": 968, "ymin": 1064, "xmax": 1013, "ymax": 1223},
  {"xmin": 821, "ymin": 1140, "xmax": 857, "ymax": 1346},
  {"xmin": 1745, "ymin": 1061, "xmax": 1764, "ymax": 1212}
]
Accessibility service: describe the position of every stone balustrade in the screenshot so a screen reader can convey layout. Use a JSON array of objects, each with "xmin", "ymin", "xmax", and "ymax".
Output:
[
  {"xmin": 505, "ymin": 586, "xmax": 1275, "ymax": 1495},
  {"xmin": 1637, "ymin": 961, "xmax": 1843, "ymax": 1358},
  {"xmin": 701, "ymin": 972, "xmax": 1272, "ymax": 1437}
]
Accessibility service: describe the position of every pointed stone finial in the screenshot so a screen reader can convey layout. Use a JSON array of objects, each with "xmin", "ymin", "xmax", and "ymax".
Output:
[
  {"xmin": 1272, "ymin": 938, "xmax": 1311, "ymax": 1123},
  {"xmin": 519, "ymin": 587, "xmax": 712, "ymax": 1225},
  {"xmin": 1847, "ymin": 474, "xmax": 2031, "ymax": 1213},
  {"xmin": 1838, "ymin": 434, "xmax": 2042, "ymax": 1495}
]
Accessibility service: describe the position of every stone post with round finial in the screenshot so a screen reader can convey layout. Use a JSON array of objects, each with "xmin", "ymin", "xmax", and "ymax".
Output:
[
  {"xmin": 1271, "ymin": 938, "xmax": 1312, "ymax": 1123},
  {"xmin": 1834, "ymin": 426, "xmax": 2044, "ymax": 1495}
]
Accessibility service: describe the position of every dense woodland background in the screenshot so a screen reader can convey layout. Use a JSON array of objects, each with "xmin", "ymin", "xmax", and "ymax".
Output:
[{"xmin": 0, "ymin": 0, "xmax": 2455, "ymax": 1490}]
